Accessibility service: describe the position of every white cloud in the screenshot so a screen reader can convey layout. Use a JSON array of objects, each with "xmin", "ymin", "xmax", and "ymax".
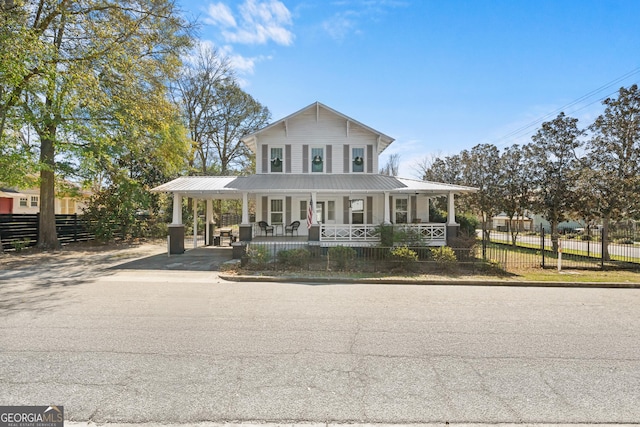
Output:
[
  {"xmin": 322, "ymin": 0, "xmax": 407, "ymax": 41},
  {"xmin": 204, "ymin": 3, "xmax": 237, "ymax": 28},
  {"xmin": 205, "ymin": 0, "xmax": 294, "ymax": 46},
  {"xmin": 322, "ymin": 12, "xmax": 358, "ymax": 41}
]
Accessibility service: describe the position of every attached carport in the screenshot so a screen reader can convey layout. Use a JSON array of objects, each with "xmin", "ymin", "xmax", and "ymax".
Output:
[{"xmin": 152, "ymin": 176, "xmax": 249, "ymax": 254}]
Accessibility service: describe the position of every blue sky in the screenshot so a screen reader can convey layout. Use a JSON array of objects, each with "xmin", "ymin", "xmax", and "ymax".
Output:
[{"xmin": 179, "ymin": 0, "xmax": 640, "ymax": 177}]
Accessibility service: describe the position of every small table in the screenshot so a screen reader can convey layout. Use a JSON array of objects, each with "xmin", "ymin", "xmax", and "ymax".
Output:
[
  {"xmin": 219, "ymin": 228, "xmax": 233, "ymax": 245},
  {"xmin": 273, "ymin": 224, "xmax": 283, "ymax": 236}
]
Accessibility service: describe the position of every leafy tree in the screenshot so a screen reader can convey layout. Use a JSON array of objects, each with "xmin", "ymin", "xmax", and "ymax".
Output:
[
  {"xmin": 2, "ymin": 0, "xmax": 192, "ymax": 249},
  {"xmin": 585, "ymin": 84, "xmax": 640, "ymax": 259},
  {"xmin": 526, "ymin": 113, "xmax": 584, "ymax": 252},
  {"xmin": 462, "ymin": 144, "xmax": 502, "ymax": 240},
  {"xmin": 499, "ymin": 144, "xmax": 532, "ymax": 245},
  {"xmin": 211, "ymin": 82, "xmax": 270, "ymax": 175}
]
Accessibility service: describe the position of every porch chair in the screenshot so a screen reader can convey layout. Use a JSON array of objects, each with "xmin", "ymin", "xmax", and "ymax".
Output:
[
  {"xmin": 258, "ymin": 221, "xmax": 274, "ymax": 236},
  {"xmin": 285, "ymin": 220, "xmax": 300, "ymax": 236}
]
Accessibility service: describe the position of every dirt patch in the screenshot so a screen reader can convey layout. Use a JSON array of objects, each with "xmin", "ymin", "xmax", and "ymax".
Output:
[{"xmin": 0, "ymin": 239, "xmax": 166, "ymax": 270}]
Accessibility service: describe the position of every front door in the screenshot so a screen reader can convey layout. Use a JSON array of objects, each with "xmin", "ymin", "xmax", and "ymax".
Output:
[{"xmin": 316, "ymin": 202, "xmax": 325, "ymax": 224}]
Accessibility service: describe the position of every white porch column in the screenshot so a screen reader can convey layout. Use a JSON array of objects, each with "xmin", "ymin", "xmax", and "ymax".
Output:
[
  {"xmin": 193, "ymin": 198, "xmax": 198, "ymax": 248},
  {"xmin": 447, "ymin": 192, "xmax": 458, "ymax": 225},
  {"xmin": 426, "ymin": 197, "xmax": 430, "ymax": 223},
  {"xmin": 206, "ymin": 199, "xmax": 213, "ymax": 245},
  {"xmin": 242, "ymin": 192, "xmax": 249, "ymax": 224},
  {"xmin": 383, "ymin": 192, "xmax": 391, "ymax": 224},
  {"xmin": 172, "ymin": 193, "xmax": 182, "ymax": 224}
]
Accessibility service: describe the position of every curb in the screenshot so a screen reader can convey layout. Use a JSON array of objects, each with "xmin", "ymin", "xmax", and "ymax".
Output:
[{"xmin": 219, "ymin": 274, "xmax": 640, "ymax": 289}]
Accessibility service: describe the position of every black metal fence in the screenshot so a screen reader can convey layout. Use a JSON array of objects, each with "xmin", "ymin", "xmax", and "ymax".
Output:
[
  {"xmin": 240, "ymin": 230, "xmax": 640, "ymax": 273},
  {"xmin": 485, "ymin": 228, "xmax": 640, "ymax": 270},
  {"xmin": 241, "ymin": 242, "xmax": 492, "ymax": 274},
  {"xmin": 0, "ymin": 214, "xmax": 99, "ymax": 250}
]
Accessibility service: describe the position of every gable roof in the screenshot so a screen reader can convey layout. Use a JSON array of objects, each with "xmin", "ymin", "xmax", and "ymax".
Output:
[{"xmin": 241, "ymin": 101, "xmax": 395, "ymax": 154}]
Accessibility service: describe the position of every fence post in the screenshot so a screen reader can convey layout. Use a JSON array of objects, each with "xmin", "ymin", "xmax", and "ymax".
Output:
[
  {"xmin": 557, "ymin": 239, "xmax": 562, "ymax": 272},
  {"xmin": 541, "ymin": 227, "xmax": 545, "ymax": 268},
  {"xmin": 600, "ymin": 227, "xmax": 605, "ymax": 270},
  {"xmin": 73, "ymin": 213, "xmax": 78, "ymax": 242},
  {"xmin": 482, "ymin": 225, "xmax": 487, "ymax": 260}
]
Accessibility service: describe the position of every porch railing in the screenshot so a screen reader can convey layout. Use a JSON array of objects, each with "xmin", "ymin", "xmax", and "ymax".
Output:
[
  {"xmin": 395, "ymin": 223, "xmax": 446, "ymax": 241},
  {"xmin": 321, "ymin": 224, "xmax": 379, "ymax": 241},
  {"xmin": 320, "ymin": 223, "xmax": 447, "ymax": 242}
]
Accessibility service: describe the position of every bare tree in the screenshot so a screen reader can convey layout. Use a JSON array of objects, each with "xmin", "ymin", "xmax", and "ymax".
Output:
[
  {"xmin": 174, "ymin": 44, "xmax": 233, "ymax": 174},
  {"xmin": 379, "ymin": 153, "xmax": 400, "ymax": 176}
]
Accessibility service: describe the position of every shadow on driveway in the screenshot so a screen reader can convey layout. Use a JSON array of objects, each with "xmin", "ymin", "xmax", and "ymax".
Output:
[{"xmin": 109, "ymin": 246, "xmax": 234, "ymax": 272}]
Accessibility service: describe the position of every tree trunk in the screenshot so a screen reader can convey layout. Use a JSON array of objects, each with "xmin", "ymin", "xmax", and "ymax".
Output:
[
  {"xmin": 38, "ymin": 132, "xmax": 60, "ymax": 249},
  {"xmin": 550, "ymin": 221, "xmax": 559, "ymax": 253},
  {"xmin": 602, "ymin": 214, "xmax": 611, "ymax": 261}
]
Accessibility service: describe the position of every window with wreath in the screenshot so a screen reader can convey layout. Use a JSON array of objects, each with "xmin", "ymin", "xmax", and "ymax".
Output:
[
  {"xmin": 311, "ymin": 147, "xmax": 324, "ymax": 172},
  {"xmin": 352, "ymin": 147, "xmax": 364, "ymax": 172},
  {"xmin": 270, "ymin": 147, "xmax": 283, "ymax": 173}
]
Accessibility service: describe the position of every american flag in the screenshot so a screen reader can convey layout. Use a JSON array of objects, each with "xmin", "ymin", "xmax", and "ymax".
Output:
[{"xmin": 307, "ymin": 195, "xmax": 313, "ymax": 229}]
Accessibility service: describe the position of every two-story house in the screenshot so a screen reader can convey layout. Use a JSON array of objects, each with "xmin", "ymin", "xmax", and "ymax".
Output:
[{"xmin": 153, "ymin": 102, "xmax": 476, "ymax": 254}]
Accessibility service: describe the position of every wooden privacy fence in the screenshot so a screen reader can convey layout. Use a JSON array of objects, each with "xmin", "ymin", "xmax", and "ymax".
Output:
[{"xmin": 0, "ymin": 214, "xmax": 97, "ymax": 250}]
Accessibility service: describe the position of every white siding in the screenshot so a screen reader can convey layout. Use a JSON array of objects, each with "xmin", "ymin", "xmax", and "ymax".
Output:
[{"xmin": 256, "ymin": 105, "xmax": 379, "ymax": 174}]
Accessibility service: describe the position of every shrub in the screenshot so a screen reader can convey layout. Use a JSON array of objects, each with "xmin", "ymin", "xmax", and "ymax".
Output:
[
  {"xmin": 245, "ymin": 244, "xmax": 271, "ymax": 269},
  {"xmin": 11, "ymin": 238, "xmax": 31, "ymax": 252},
  {"xmin": 277, "ymin": 248, "xmax": 311, "ymax": 269},
  {"xmin": 449, "ymin": 232, "xmax": 477, "ymax": 261},
  {"xmin": 390, "ymin": 246, "xmax": 419, "ymax": 271},
  {"xmin": 328, "ymin": 245, "xmax": 356, "ymax": 271},
  {"xmin": 376, "ymin": 224, "xmax": 394, "ymax": 247},
  {"xmin": 430, "ymin": 246, "xmax": 457, "ymax": 271}
]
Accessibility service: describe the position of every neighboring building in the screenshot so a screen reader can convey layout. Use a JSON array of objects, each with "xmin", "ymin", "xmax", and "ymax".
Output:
[
  {"xmin": 491, "ymin": 213, "xmax": 533, "ymax": 232},
  {"xmin": 0, "ymin": 186, "xmax": 88, "ymax": 215},
  {"xmin": 530, "ymin": 214, "xmax": 586, "ymax": 233},
  {"xmin": 153, "ymin": 102, "xmax": 477, "ymax": 254}
]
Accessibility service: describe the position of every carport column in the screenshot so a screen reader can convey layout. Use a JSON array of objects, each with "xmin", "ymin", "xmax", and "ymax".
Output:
[
  {"xmin": 193, "ymin": 198, "xmax": 198, "ymax": 249},
  {"xmin": 239, "ymin": 192, "xmax": 252, "ymax": 242},
  {"xmin": 206, "ymin": 199, "xmax": 213, "ymax": 245},
  {"xmin": 446, "ymin": 191, "xmax": 460, "ymax": 246},
  {"xmin": 168, "ymin": 193, "xmax": 185, "ymax": 254},
  {"xmin": 383, "ymin": 191, "xmax": 391, "ymax": 224}
]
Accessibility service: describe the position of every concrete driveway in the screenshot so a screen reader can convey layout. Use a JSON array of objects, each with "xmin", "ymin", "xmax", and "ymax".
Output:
[{"xmin": 1, "ymin": 245, "xmax": 639, "ymax": 424}]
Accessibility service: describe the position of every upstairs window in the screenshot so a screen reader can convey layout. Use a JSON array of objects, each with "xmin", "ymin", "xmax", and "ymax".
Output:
[
  {"xmin": 311, "ymin": 147, "xmax": 324, "ymax": 173},
  {"xmin": 352, "ymin": 147, "xmax": 364, "ymax": 173},
  {"xmin": 30, "ymin": 196, "xmax": 38, "ymax": 207},
  {"xmin": 270, "ymin": 147, "xmax": 283, "ymax": 173},
  {"xmin": 19, "ymin": 198, "xmax": 27, "ymax": 207}
]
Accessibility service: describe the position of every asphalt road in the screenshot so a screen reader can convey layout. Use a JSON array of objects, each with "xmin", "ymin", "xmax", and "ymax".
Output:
[{"xmin": 1, "ymin": 267, "xmax": 639, "ymax": 424}]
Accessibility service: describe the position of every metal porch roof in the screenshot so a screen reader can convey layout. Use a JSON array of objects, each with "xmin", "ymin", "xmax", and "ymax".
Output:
[{"xmin": 152, "ymin": 175, "xmax": 477, "ymax": 195}]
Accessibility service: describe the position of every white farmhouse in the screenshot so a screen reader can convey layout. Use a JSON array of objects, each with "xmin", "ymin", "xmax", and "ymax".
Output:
[{"xmin": 153, "ymin": 102, "xmax": 476, "ymax": 254}]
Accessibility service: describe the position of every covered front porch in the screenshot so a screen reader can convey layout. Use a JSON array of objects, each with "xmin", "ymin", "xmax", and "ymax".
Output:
[{"xmin": 152, "ymin": 175, "xmax": 476, "ymax": 255}]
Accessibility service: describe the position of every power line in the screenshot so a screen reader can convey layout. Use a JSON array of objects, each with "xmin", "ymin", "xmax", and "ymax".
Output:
[{"xmin": 485, "ymin": 67, "xmax": 640, "ymax": 148}]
